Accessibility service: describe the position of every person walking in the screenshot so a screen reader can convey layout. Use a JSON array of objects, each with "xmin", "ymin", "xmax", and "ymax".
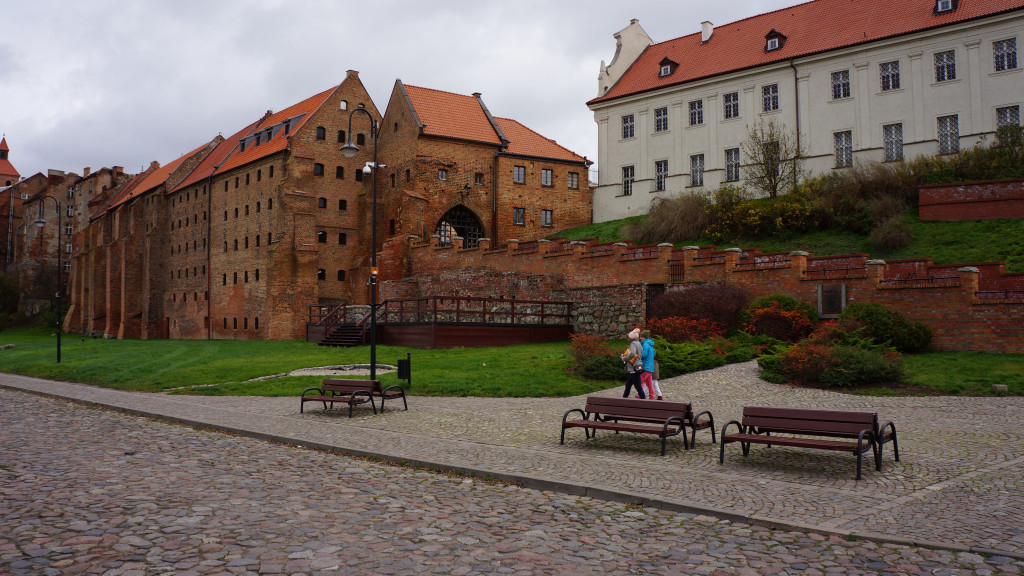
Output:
[
  {"xmin": 621, "ymin": 328, "xmax": 646, "ymax": 399},
  {"xmin": 639, "ymin": 330, "xmax": 661, "ymax": 400}
]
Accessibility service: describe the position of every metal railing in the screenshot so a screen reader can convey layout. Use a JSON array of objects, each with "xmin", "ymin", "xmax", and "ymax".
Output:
[
  {"xmin": 976, "ymin": 289, "xmax": 1024, "ymax": 299},
  {"xmin": 309, "ymin": 303, "xmax": 349, "ymax": 335},
  {"xmin": 374, "ymin": 296, "xmax": 571, "ymax": 326},
  {"xmin": 620, "ymin": 246, "xmax": 660, "ymax": 260},
  {"xmin": 879, "ymin": 275, "xmax": 960, "ymax": 287},
  {"xmin": 512, "ymin": 241, "xmax": 539, "ymax": 255}
]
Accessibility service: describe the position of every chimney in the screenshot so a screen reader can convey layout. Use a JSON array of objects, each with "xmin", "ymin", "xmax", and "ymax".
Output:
[
  {"xmin": 701, "ymin": 21, "xmax": 714, "ymax": 43},
  {"xmin": 83, "ymin": 167, "xmax": 91, "ymax": 177}
]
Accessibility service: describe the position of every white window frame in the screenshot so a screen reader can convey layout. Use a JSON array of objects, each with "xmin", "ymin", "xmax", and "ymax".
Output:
[
  {"xmin": 883, "ymin": 123, "xmax": 904, "ymax": 162},
  {"xmin": 513, "ymin": 165, "xmax": 526, "ymax": 184},
  {"xmin": 936, "ymin": 0, "xmax": 952, "ymax": 12},
  {"xmin": 621, "ymin": 166, "xmax": 634, "ymax": 196},
  {"xmin": 834, "ymin": 131, "xmax": 853, "ymax": 168},
  {"xmin": 567, "ymin": 172, "xmax": 579, "ymax": 189},
  {"xmin": 689, "ymin": 100, "xmax": 703, "ymax": 125},
  {"xmin": 831, "ymin": 70, "xmax": 851, "ymax": 99},
  {"xmin": 541, "ymin": 169, "xmax": 553, "ymax": 187},
  {"xmin": 541, "ymin": 209, "xmax": 553, "ymax": 228},
  {"xmin": 935, "ymin": 50, "xmax": 956, "ymax": 82},
  {"xmin": 762, "ymin": 84, "xmax": 779, "ymax": 112},
  {"xmin": 725, "ymin": 148, "xmax": 740, "ymax": 182},
  {"xmin": 937, "ymin": 115, "xmax": 960, "ymax": 154},
  {"xmin": 997, "ymin": 105, "xmax": 1021, "ymax": 128},
  {"xmin": 654, "ymin": 107, "xmax": 669, "ymax": 132},
  {"xmin": 438, "ymin": 169, "xmax": 447, "ymax": 181},
  {"xmin": 622, "ymin": 114, "xmax": 635, "ymax": 139},
  {"xmin": 512, "ymin": 207, "xmax": 525, "ymax": 226},
  {"xmin": 994, "ymin": 39, "xmax": 1018, "ymax": 72},
  {"xmin": 766, "ymin": 38, "xmax": 779, "ymax": 51},
  {"xmin": 655, "ymin": 160, "xmax": 668, "ymax": 191},
  {"xmin": 723, "ymin": 92, "xmax": 739, "ymax": 119},
  {"xmin": 660, "ymin": 64, "xmax": 672, "ymax": 77},
  {"xmin": 690, "ymin": 154, "xmax": 704, "ymax": 187},
  {"xmin": 880, "ymin": 61, "xmax": 901, "ymax": 91}
]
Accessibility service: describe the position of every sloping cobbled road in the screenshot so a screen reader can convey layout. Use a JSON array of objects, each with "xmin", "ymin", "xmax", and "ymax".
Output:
[
  {"xmin": 2, "ymin": 360, "xmax": 1023, "ymax": 574},
  {"xmin": 1, "ymin": 389, "xmax": 1021, "ymax": 576}
]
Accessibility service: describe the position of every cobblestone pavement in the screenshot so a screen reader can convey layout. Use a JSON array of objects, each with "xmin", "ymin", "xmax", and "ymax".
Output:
[
  {"xmin": 2, "ymin": 360, "xmax": 1023, "ymax": 570},
  {"xmin": 2, "ymin": 389, "xmax": 1022, "ymax": 576}
]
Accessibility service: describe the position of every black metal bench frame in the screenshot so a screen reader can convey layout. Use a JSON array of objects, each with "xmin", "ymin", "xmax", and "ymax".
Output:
[
  {"xmin": 561, "ymin": 397, "xmax": 714, "ymax": 455},
  {"xmin": 719, "ymin": 406, "xmax": 899, "ymax": 480},
  {"xmin": 300, "ymin": 378, "xmax": 408, "ymax": 417}
]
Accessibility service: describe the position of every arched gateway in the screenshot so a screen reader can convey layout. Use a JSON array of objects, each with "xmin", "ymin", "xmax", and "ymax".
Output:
[{"xmin": 436, "ymin": 205, "xmax": 484, "ymax": 248}]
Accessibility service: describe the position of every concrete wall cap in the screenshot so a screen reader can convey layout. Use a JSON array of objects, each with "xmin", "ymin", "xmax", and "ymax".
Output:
[
  {"xmin": 866, "ymin": 259, "xmax": 886, "ymax": 265},
  {"xmin": 724, "ymin": 247, "xmax": 743, "ymax": 253},
  {"xmin": 789, "ymin": 250, "xmax": 810, "ymax": 256},
  {"xmin": 538, "ymin": 238, "xmax": 551, "ymax": 243},
  {"xmin": 657, "ymin": 243, "xmax": 674, "ymax": 247},
  {"xmin": 682, "ymin": 245, "xmax": 700, "ymax": 250},
  {"xmin": 478, "ymin": 237, "xmax": 490, "ymax": 242},
  {"xmin": 507, "ymin": 238, "xmax": 519, "ymax": 243},
  {"xmin": 570, "ymin": 240, "xmax": 586, "ymax": 245},
  {"xmin": 959, "ymin": 266, "xmax": 980, "ymax": 273},
  {"xmin": 612, "ymin": 242, "xmax": 628, "ymax": 246},
  {"xmin": 430, "ymin": 234, "xmax": 440, "ymax": 238}
]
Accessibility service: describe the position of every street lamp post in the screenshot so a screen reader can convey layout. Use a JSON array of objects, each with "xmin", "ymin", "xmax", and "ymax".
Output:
[
  {"xmin": 33, "ymin": 195, "xmax": 62, "ymax": 363},
  {"xmin": 340, "ymin": 105, "xmax": 384, "ymax": 381}
]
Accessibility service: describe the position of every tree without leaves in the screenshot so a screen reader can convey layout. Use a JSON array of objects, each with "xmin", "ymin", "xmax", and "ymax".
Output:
[{"xmin": 741, "ymin": 118, "xmax": 801, "ymax": 199}]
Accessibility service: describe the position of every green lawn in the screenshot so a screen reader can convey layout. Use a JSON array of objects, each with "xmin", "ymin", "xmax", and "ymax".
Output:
[
  {"xmin": 1, "ymin": 327, "xmax": 1019, "ymax": 397},
  {"xmin": 554, "ymin": 211, "xmax": 1024, "ymax": 272},
  {"xmin": 0, "ymin": 327, "xmax": 615, "ymax": 398}
]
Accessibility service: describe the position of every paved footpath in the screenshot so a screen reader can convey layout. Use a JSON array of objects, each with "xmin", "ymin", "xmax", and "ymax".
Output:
[{"xmin": 1, "ymin": 362, "xmax": 1023, "ymax": 575}]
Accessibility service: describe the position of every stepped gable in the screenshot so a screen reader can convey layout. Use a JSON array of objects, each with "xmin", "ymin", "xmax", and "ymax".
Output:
[
  {"xmin": 170, "ymin": 122, "xmax": 256, "ymax": 194},
  {"xmin": 590, "ymin": 0, "xmax": 1024, "ymax": 104},
  {"xmin": 89, "ymin": 170, "xmax": 151, "ymax": 221},
  {"xmin": 402, "ymin": 84, "xmax": 505, "ymax": 145},
  {"xmin": 0, "ymin": 137, "xmax": 21, "ymax": 183},
  {"xmin": 495, "ymin": 117, "xmax": 590, "ymax": 164},
  {"xmin": 215, "ymin": 86, "xmax": 336, "ymax": 173},
  {"xmin": 103, "ymin": 140, "xmax": 213, "ymax": 213}
]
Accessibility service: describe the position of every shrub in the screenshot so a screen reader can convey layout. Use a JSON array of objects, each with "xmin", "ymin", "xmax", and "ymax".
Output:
[
  {"xmin": 647, "ymin": 317, "xmax": 725, "ymax": 343},
  {"xmin": 628, "ymin": 194, "xmax": 710, "ymax": 244},
  {"xmin": 580, "ymin": 354, "xmax": 627, "ymax": 380},
  {"xmin": 654, "ymin": 338, "xmax": 728, "ymax": 378},
  {"xmin": 761, "ymin": 326, "xmax": 904, "ymax": 388},
  {"xmin": 740, "ymin": 295, "xmax": 817, "ymax": 342},
  {"xmin": 869, "ymin": 215, "xmax": 912, "ymax": 250},
  {"xmin": 840, "ymin": 301, "xmax": 932, "ymax": 353},
  {"xmin": 0, "ymin": 274, "xmax": 19, "ymax": 315},
  {"xmin": 568, "ymin": 332, "xmax": 615, "ymax": 366},
  {"xmin": 819, "ymin": 346, "xmax": 904, "ymax": 388},
  {"xmin": 647, "ymin": 284, "xmax": 750, "ymax": 329}
]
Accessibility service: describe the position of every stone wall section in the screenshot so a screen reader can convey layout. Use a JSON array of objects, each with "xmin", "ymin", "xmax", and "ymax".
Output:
[{"xmin": 919, "ymin": 179, "xmax": 1024, "ymax": 221}]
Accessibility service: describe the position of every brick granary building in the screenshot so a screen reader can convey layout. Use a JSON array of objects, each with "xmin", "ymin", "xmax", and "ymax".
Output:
[{"xmin": 65, "ymin": 72, "xmax": 593, "ymax": 340}]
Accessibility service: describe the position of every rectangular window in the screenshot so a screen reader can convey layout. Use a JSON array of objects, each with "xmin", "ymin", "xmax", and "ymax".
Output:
[
  {"xmin": 935, "ymin": 50, "xmax": 956, "ymax": 82},
  {"xmin": 622, "ymin": 114, "xmax": 635, "ymax": 139},
  {"xmin": 655, "ymin": 160, "xmax": 668, "ymax": 191},
  {"xmin": 438, "ymin": 169, "xmax": 447, "ymax": 181},
  {"xmin": 994, "ymin": 39, "xmax": 1018, "ymax": 71},
  {"xmin": 997, "ymin": 105, "xmax": 1021, "ymax": 128},
  {"xmin": 541, "ymin": 169, "xmax": 553, "ymax": 186},
  {"xmin": 725, "ymin": 148, "xmax": 740, "ymax": 182},
  {"xmin": 723, "ymin": 93, "xmax": 739, "ymax": 119},
  {"xmin": 621, "ymin": 166, "xmax": 634, "ymax": 196},
  {"xmin": 834, "ymin": 131, "xmax": 853, "ymax": 167},
  {"xmin": 762, "ymin": 84, "xmax": 779, "ymax": 112},
  {"xmin": 831, "ymin": 70, "xmax": 851, "ymax": 99},
  {"xmin": 660, "ymin": 64, "xmax": 672, "ymax": 77},
  {"xmin": 541, "ymin": 209, "xmax": 553, "ymax": 227},
  {"xmin": 690, "ymin": 154, "xmax": 704, "ymax": 187},
  {"xmin": 937, "ymin": 115, "xmax": 960, "ymax": 154},
  {"xmin": 880, "ymin": 61, "xmax": 901, "ymax": 91},
  {"xmin": 689, "ymin": 100, "xmax": 703, "ymax": 125},
  {"xmin": 513, "ymin": 207, "xmax": 525, "ymax": 226},
  {"xmin": 567, "ymin": 172, "xmax": 579, "ymax": 189},
  {"xmin": 513, "ymin": 165, "xmax": 526, "ymax": 184},
  {"xmin": 474, "ymin": 173, "xmax": 484, "ymax": 185},
  {"xmin": 654, "ymin": 107, "xmax": 669, "ymax": 132},
  {"xmin": 883, "ymin": 123, "xmax": 904, "ymax": 161},
  {"xmin": 313, "ymin": 163, "xmax": 324, "ymax": 176},
  {"xmin": 335, "ymin": 166, "xmax": 344, "ymax": 179}
]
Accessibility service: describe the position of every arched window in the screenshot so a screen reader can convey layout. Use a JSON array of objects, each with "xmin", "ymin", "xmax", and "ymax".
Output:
[
  {"xmin": 316, "ymin": 126, "xmax": 326, "ymax": 140},
  {"xmin": 337, "ymin": 270, "xmax": 346, "ymax": 281}
]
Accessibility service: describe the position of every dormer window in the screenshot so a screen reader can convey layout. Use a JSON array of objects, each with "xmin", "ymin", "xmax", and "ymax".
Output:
[
  {"xmin": 239, "ymin": 140, "xmax": 246, "ymax": 152},
  {"xmin": 254, "ymin": 133, "xmax": 261, "ymax": 146},
  {"xmin": 765, "ymin": 29, "xmax": 787, "ymax": 52},
  {"xmin": 658, "ymin": 58, "xmax": 678, "ymax": 78},
  {"xmin": 934, "ymin": 0, "xmax": 958, "ymax": 13}
]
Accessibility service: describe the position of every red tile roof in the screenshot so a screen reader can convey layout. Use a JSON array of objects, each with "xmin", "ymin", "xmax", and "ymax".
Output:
[
  {"xmin": 89, "ymin": 172, "xmax": 148, "ymax": 220},
  {"xmin": 216, "ymin": 86, "xmax": 336, "ymax": 173},
  {"xmin": 590, "ymin": 0, "xmax": 1024, "ymax": 104},
  {"xmin": 0, "ymin": 137, "xmax": 19, "ymax": 179},
  {"xmin": 403, "ymin": 85, "xmax": 504, "ymax": 145},
  {"xmin": 170, "ymin": 122, "xmax": 258, "ymax": 194},
  {"xmin": 495, "ymin": 118, "xmax": 590, "ymax": 164}
]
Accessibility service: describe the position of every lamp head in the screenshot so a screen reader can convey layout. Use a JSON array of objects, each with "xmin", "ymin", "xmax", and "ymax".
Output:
[
  {"xmin": 340, "ymin": 142, "xmax": 359, "ymax": 157},
  {"xmin": 33, "ymin": 217, "xmax": 46, "ymax": 227}
]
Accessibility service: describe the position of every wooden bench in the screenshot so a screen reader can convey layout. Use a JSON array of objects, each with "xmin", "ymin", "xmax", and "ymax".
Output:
[
  {"xmin": 560, "ymin": 396, "xmax": 715, "ymax": 455},
  {"xmin": 300, "ymin": 379, "xmax": 407, "ymax": 416},
  {"xmin": 719, "ymin": 406, "xmax": 899, "ymax": 480}
]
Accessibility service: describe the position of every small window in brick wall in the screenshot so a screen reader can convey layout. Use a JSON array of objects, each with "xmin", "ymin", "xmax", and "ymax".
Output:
[
  {"xmin": 318, "ymin": 197, "xmax": 327, "ymax": 208},
  {"xmin": 317, "ymin": 269, "xmax": 326, "ymax": 280},
  {"xmin": 355, "ymin": 170, "xmax": 363, "ymax": 182},
  {"xmin": 339, "ymin": 199, "xmax": 347, "ymax": 210},
  {"xmin": 357, "ymin": 133, "xmax": 365, "ymax": 145},
  {"xmin": 338, "ymin": 270, "xmax": 346, "ymax": 281},
  {"xmin": 318, "ymin": 231, "xmax": 327, "ymax": 243},
  {"xmin": 336, "ymin": 166, "xmax": 344, "ymax": 179},
  {"xmin": 339, "ymin": 233, "xmax": 347, "ymax": 245},
  {"xmin": 314, "ymin": 163, "xmax": 324, "ymax": 176}
]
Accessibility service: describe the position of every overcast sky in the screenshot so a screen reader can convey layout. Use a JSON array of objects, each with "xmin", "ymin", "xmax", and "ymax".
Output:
[{"xmin": 1, "ymin": 0, "xmax": 802, "ymax": 181}]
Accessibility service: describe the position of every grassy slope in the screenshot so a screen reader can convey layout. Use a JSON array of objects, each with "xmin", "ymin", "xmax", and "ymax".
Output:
[
  {"xmin": 0, "ymin": 327, "xmax": 616, "ymax": 398},
  {"xmin": 554, "ymin": 211, "xmax": 1024, "ymax": 272}
]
